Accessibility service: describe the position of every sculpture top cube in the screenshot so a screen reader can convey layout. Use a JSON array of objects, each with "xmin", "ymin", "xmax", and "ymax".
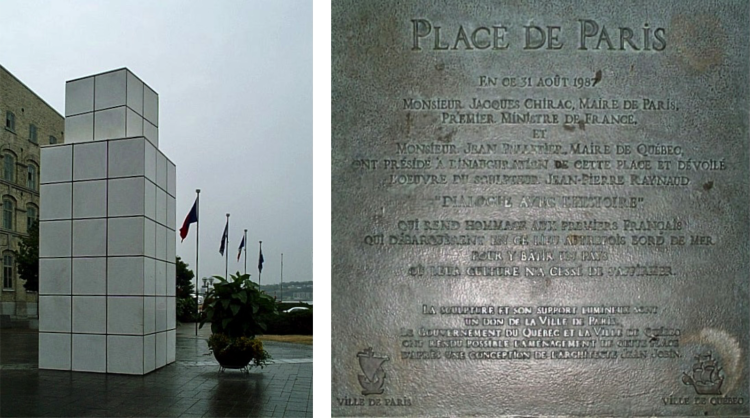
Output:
[{"xmin": 65, "ymin": 68, "xmax": 159, "ymax": 148}]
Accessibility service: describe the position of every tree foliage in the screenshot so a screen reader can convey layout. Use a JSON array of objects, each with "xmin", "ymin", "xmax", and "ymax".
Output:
[
  {"xmin": 176, "ymin": 256, "xmax": 195, "ymax": 299},
  {"xmin": 16, "ymin": 220, "xmax": 39, "ymax": 292}
]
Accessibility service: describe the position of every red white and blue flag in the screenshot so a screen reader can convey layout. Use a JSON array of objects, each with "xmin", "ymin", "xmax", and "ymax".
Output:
[{"xmin": 179, "ymin": 198, "xmax": 198, "ymax": 242}]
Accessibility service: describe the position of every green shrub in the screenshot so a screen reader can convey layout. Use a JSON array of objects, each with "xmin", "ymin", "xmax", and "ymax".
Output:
[
  {"xmin": 177, "ymin": 297, "xmax": 198, "ymax": 322},
  {"xmin": 200, "ymin": 272, "xmax": 278, "ymax": 338},
  {"xmin": 266, "ymin": 308, "xmax": 313, "ymax": 335}
]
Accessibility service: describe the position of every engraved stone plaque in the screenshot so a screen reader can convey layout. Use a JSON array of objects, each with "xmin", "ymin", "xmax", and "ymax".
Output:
[{"xmin": 332, "ymin": 0, "xmax": 750, "ymax": 416}]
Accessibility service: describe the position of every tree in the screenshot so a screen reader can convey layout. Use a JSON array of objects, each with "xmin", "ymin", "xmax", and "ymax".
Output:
[
  {"xmin": 176, "ymin": 256, "xmax": 195, "ymax": 298},
  {"xmin": 16, "ymin": 220, "xmax": 39, "ymax": 292}
]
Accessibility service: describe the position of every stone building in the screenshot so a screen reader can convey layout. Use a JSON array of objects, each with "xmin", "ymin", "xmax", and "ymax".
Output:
[{"xmin": 0, "ymin": 65, "xmax": 64, "ymax": 326}]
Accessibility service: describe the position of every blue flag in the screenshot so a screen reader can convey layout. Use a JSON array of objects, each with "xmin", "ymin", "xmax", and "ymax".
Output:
[
  {"xmin": 237, "ymin": 235, "xmax": 245, "ymax": 261},
  {"xmin": 219, "ymin": 220, "xmax": 228, "ymax": 255}
]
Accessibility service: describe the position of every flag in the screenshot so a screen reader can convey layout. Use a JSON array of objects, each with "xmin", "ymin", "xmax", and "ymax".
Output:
[
  {"xmin": 237, "ymin": 235, "xmax": 245, "ymax": 261},
  {"xmin": 258, "ymin": 247, "xmax": 264, "ymax": 272},
  {"xmin": 219, "ymin": 220, "xmax": 229, "ymax": 255},
  {"xmin": 179, "ymin": 198, "xmax": 198, "ymax": 242}
]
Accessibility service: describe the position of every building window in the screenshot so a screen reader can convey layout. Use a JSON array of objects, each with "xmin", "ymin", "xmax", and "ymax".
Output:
[
  {"xmin": 26, "ymin": 205, "xmax": 37, "ymax": 232},
  {"xmin": 27, "ymin": 164, "xmax": 37, "ymax": 190},
  {"xmin": 3, "ymin": 198, "xmax": 15, "ymax": 230},
  {"xmin": 49, "ymin": 135, "xmax": 57, "ymax": 145},
  {"xmin": 3, "ymin": 252, "xmax": 13, "ymax": 289},
  {"xmin": 29, "ymin": 124, "xmax": 38, "ymax": 144},
  {"xmin": 5, "ymin": 111, "xmax": 15, "ymax": 132},
  {"xmin": 3, "ymin": 153, "xmax": 14, "ymax": 182}
]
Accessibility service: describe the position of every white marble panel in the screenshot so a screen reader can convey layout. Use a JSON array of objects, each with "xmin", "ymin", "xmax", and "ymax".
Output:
[
  {"xmin": 166, "ymin": 236, "xmax": 176, "ymax": 273},
  {"xmin": 108, "ymin": 137, "xmax": 145, "ymax": 178},
  {"xmin": 155, "ymin": 223, "xmax": 167, "ymax": 262},
  {"xmin": 39, "ymin": 332, "xmax": 71, "ymax": 370},
  {"xmin": 155, "ymin": 331, "xmax": 166, "ymax": 368},
  {"xmin": 167, "ymin": 329, "xmax": 176, "ymax": 363},
  {"xmin": 72, "ymin": 334, "xmax": 106, "ymax": 373},
  {"xmin": 155, "ymin": 296, "xmax": 166, "ymax": 332},
  {"xmin": 40, "ymin": 183, "xmax": 72, "ymax": 221},
  {"xmin": 73, "ymin": 141, "xmax": 107, "ymax": 180},
  {"xmin": 107, "ymin": 257, "xmax": 144, "ymax": 295},
  {"xmin": 107, "ymin": 335, "xmax": 144, "ymax": 375},
  {"xmin": 155, "ymin": 188, "xmax": 167, "ymax": 226},
  {"xmin": 155, "ymin": 260, "xmax": 167, "ymax": 296},
  {"xmin": 107, "ymin": 296, "xmax": 144, "ymax": 335},
  {"xmin": 39, "ymin": 295, "xmax": 71, "ymax": 332},
  {"xmin": 144, "ymin": 142, "xmax": 156, "ymax": 183},
  {"xmin": 144, "ymin": 218, "xmax": 156, "ymax": 258},
  {"xmin": 126, "ymin": 71, "xmax": 144, "ymax": 115},
  {"xmin": 167, "ymin": 297, "xmax": 176, "ymax": 330},
  {"xmin": 95, "ymin": 69, "xmax": 127, "ymax": 111},
  {"xmin": 41, "ymin": 145, "xmax": 73, "ymax": 184},
  {"xmin": 39, "ymin": 221, "xmax": 71, "ymax": 258},
  {"xmin": 155, "ymin": 152, "xmax": 167, "ymax": 191},
  {"xmin": 66, "ymin": 76, "xmax": 94, "ymax": 117},
  {"xmin": 144, "ymin": 333, "xmax": 155, "ymax": 374},
  {"xmin": 143, "ymin": 120, "xmax": 158, "ymax": 148},
  {"xmin": 166, "ymin": 195, "xmax": 176, "ymax": 231},
  {"xmin": 145, "ymin": 181, "xmax": 156, "ymax": 222},
  {"xmin": 166, "ymin": 262, "xmax": 176, "ymax": 297},
  {"xmin": 73, "ymin": 219, "xmax": 107, "ymax": 257},
  {"xmin": 64, "ymin": 113, "xmax": 94, "ymax": 143},
  {"xmin": 94, "ymin": 107, "xmax": 127, "ymax": 141},
  {"xmin": 72, "ymin": 180, "xmax": 107, "ymax": 219},
  {"xmin": 107, "ymin": 217, "xmax": 145, "ymax": 256},
  {"xmin": 126, "ymin": 108, "xmax": 143, "ymax": 137},
  {"xmin": 144, "ymin": 257, "xmax": 156, "ymax": 296},
  {"xmin": 72, "ymin": 296, "xmax": 106, "ymax": 334},
  {"xmin": 108, "ymin": 177, "xmax": 145, "ymax": 217},
  {"xmin": 144, "ymin": 296, "xmax": 155, "ymax": 334},
  {"xmin": 166, "ymin": 161, "xmax": 176, "ymax": 198},
  {"xmin": 143, "ymin": 85, "xmax": 158, "ymax": 126},
  {"xmin": 39, "ymin": 258, "xmax": 71, "ymax": 295},
  {"xmin": 72, "ymin": 257, "xmax": 106, "ymax": 295}
]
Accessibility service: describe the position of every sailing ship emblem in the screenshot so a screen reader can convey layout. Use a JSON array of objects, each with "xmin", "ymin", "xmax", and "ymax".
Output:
[
  {"xmin": 357, "ymin": 347, "xmax": 389, "ymax": 395},
  {"xmin": 682, "ymin": 351, "xmax": 724, "ymax": 395}
]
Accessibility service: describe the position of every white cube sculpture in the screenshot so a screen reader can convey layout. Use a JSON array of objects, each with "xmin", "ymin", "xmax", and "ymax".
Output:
[{"xmin": 39, "ymin": 68, "xmax": 176, "ymax": 374}]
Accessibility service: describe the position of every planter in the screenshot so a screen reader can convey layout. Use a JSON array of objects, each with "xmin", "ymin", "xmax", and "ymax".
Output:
[{"xmin": 213, "ymin": 348, "xmax": 254, "ymax": 370}]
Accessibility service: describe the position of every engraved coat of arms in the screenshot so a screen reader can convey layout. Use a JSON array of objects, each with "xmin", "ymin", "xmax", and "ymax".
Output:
[{"xmin": 357, "ymin": 347, "xmax": 389, "ymax": 395}]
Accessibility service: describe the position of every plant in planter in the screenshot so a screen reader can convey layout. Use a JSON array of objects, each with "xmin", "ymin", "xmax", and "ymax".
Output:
[{"xmin": 199, "ymin": 272, "xmax": 277, "ymax": 372}]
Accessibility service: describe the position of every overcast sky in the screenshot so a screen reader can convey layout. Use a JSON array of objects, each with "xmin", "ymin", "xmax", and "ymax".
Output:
[{"xmin": 0, "ymin": 0, "xmax": 313, "ymax": 291}]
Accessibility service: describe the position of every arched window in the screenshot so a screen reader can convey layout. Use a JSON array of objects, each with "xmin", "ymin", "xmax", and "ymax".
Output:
[
  {"xmin": 26, "ymin": 204, "xmax": 37, "ymax": 232},
  {"xmin": 3, "ymin": 197, "xmax": 15, "ymax": 230},
  {"xmin": 2, "ymin": 252, "xmax": 13, "ymax": 290},
  {"xmin": 3, "ymin": 152, "xmax": 15, "ymax": 182},
  {"xmin": 27, "ymin": 163, "xmax": 38, "ymax": 190}
]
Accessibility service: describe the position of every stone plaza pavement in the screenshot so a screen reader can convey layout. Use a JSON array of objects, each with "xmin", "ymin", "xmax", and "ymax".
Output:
[{"xmin": 0, "ymin": 323, "xmax": 312, "ymax": 417}]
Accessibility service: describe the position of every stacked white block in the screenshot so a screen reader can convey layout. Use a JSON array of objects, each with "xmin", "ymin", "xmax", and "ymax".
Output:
[
  {"xmin": 39, "ymin": 69, "xmax": 176, "ymax": 375},
  {"xmin": 65, "ymin": 69, "xmax": 159, "ymax": 146}
]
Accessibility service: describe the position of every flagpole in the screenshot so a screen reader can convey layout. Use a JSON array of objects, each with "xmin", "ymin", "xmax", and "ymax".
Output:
[
  {"xmin": 194, "ymin": 189, "xmax": 200, "ymax": 337},
  {"xmin": 225, "ymin": 213, "xmax": 230, "ymax": 279},
  {"xmin": 258, "ymin": 241, "xmax": 262, "ymax": 287},
  {"xmin": 280, "ymin": 253, "xmax": 283, "ymax": 303},
  {"xmin": 243, "ymin": 229, "xmax": 248, "ymax": 275}
]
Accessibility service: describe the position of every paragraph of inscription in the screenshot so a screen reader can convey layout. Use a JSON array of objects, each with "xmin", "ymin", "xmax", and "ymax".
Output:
[{"xmin": 400, "ymin": 304, "xmax": 679, "ymax": 361}]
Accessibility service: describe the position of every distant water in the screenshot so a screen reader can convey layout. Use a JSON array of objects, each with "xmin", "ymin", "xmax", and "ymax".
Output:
[{"xmin": 281, "ymin": 300, "xmax": 312, "ymax": 305}]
